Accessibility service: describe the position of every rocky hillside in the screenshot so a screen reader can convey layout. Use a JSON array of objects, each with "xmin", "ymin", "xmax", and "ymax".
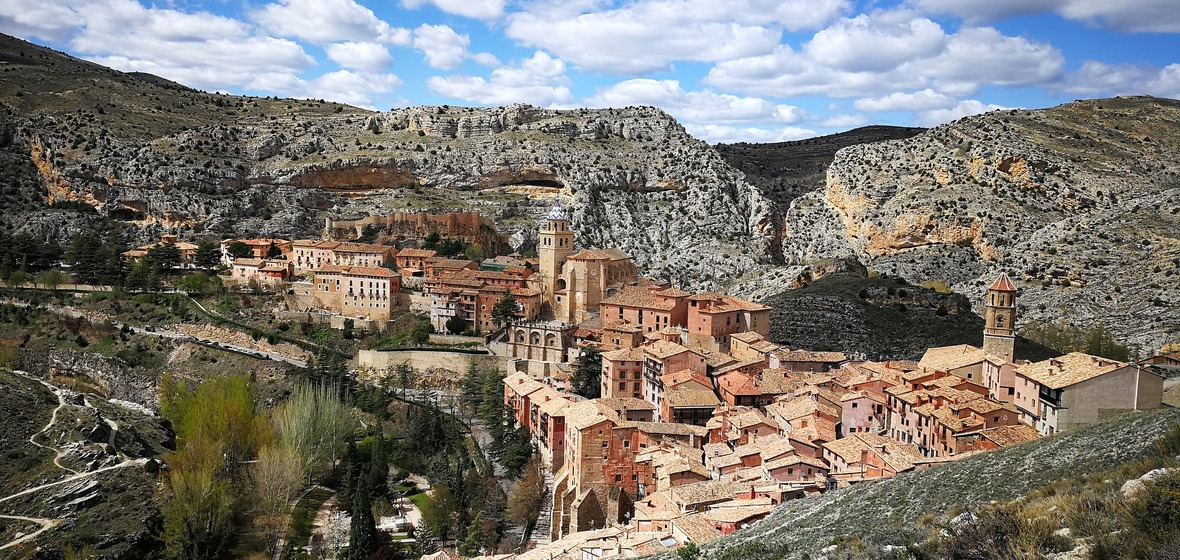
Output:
[
  {"xmin": 765, "ymin": 266, "xmax": 1058, "ymax": 361},
  {"xmin": 0, "ymin": 33, "xmax": 773, "ymax": 292},
  {"xmin": 716, "ymin": 125, "xmax": 925, "ymax": 210},
  {"xmin": 734, "ymin": 97, "xmax": 1180, "ymax": 354},
  {"xmin": 0, "ymin": 370, "xmax": 170, "ymax": 557}
]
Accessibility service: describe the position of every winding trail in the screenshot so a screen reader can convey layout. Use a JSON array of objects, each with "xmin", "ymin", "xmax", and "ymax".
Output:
[
  {"xmin": 27, "ymin": 377, "xmax": 79, "ymax": 475},
  {"xmin": 0, "ymin": 371, "xmax": 147, "ymax": 551},
  {"xmin": 0, "ymin": 514, "xmax": 61, "ymax": 552}
]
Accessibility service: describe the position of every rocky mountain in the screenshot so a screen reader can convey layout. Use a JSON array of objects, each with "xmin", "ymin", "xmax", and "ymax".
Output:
[
  {"xmin": 0, "ymin": 34, "xmax": 772, "ymax": 293},
  {"xmin": 2, "ymin": 33, "xmax": 1177, "ymax": 352},
  {"xmin": 716, "ymin": 125, "xmax": 926, "ymax": 210},
  {"xmin": 764, "ymin": 265, "xmax": 1059, "ymax": 361},
  {"xmin": 792, "ymin": 97, "xmax": 1180, "ymax": 353}
]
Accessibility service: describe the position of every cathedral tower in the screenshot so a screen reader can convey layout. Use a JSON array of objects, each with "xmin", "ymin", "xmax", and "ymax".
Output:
[
  {"xmin": 983, "ymin": 273, "xmax": 1017, "ymax": 363},
  {"xmin": 538, "ymin": 202, "xmax": 574, "ymax": 305}
]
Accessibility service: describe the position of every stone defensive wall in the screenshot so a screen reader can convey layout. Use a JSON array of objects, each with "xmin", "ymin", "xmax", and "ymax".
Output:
[{"xmin": 324, "ymin": 211, "xmax": 512, "ymax": 255}]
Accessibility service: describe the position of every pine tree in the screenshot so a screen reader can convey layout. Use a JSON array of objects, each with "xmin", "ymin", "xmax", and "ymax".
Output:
[
  {"xmin": 369, "ymin": 428, "xmax": 388, "ymax": 498},
  {"xmin": 348, "ymin": 471, "xmax": 378, "ymax": 560},
  {"xmin": 341, "ymin": 439, "xmax": 359, "ymax": 513}
]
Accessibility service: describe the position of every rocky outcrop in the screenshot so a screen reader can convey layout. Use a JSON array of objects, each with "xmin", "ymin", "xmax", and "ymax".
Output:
[
  {"xmin": 18, "ymin": 349, "xmax": 161, "ymax": 410},
  {"xmin": 806, "ymin": 97, "xmax": 1180, "ymax": 352}
]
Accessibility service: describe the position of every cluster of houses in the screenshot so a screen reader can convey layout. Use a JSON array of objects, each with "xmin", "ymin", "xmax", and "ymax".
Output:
[{"xmin": 486, "ymin": 263, "xmax": 1166, "ymax": 560}]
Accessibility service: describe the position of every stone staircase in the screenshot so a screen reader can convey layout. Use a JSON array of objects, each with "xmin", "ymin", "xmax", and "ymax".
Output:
[{"xmin": 528, "ymin": 471, "xmax": 555, "ymax": 547}]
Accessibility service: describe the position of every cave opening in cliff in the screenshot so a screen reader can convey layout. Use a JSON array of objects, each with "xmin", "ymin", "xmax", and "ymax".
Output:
[{"xmin": 505, "ymin": 179, "xmax": 565, "ymax": 190}]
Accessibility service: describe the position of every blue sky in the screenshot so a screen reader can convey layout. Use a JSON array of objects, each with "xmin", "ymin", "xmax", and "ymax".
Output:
[{"xmin": 3, "ymin": 0, "xmax": 1179, "ymax": 143}]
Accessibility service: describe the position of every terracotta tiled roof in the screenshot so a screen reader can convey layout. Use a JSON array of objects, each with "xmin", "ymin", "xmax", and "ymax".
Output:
[
  {"xmin": 665, "ymin": 386, "xmax": 722, "ymax": 409},
  {"xmin": 397, "ymin": 248, "xmax": 437, "ymax": 258},
  {"xmin": 763, "ymin": 454, "xmax": 828, "ymax": 472},
  {"xmin": 334, "ymin": 242, "xmax": 394, "ymax": 254},
  {"xmin": 755, "ymin": 434, "xmax": 796, "ymax": 462},
  {"xmin": 568, "ymin": 249, "xmax": 617, "ymax": 261},
  {"xmin": 932, "ymin": 407, "xmax": 985, "ymax": 433},
  {"xmin": 564, "ymin": 401, "xmax": 616, "ymax": 431},
  {"xmin": 839, "ymin": 389, "xmax": 885, "ymax": 404},
  {"xmin": 1015, "ymin": 352, "xmax": 1127, "ymax": 390},
  {"xmin": 234, "ymin": 258, "xmax": 264, "ymax": 267},
  {"xmin": 765, "ymin": 396, "xmax": 825, "ymax": 423},
  {"xmin": 619, "ymin": 422, "xmax": 705, "ymax": 440},
  {"xmin": 774, "ymin": 349, "xmax": 848, "ymax": 363},
  {"xmin": 958, "ymin": 424, "xmax": 1041, "ymax": 447},
  {"xmin": 504, "ymin": 372, "xmax": 546, "ymax": 397},
  {"xmin": 643, "ymin": 340, "xmax": 696, "ymax": 360},
  {"xmin": 596, "ymin": 396, "xmax": 657, "ymax": 412},
  {"xmin": 670, "ymin": 481, "xmax": 744, "ymax": 507},
  {"xmin": 822, "ymin": 433, "xmax": 922, "ymax": 473},
  {"xmin": 662, "ymin": 369, "xmax": 713, "ymax": 390},
  {"xmin": 672, "ymin": 512, "xmax": 723, "ymax": 544},
  {"xmin": 919, "ymin": 344, "xmax": 985, "ymax": 372},
  {"xmin": 730, "ymin": 331, "xmax": 766, "ymax": 344},
  {"xmin": 702, "ymin": 504, "xmax": 772, "ymax": 524},
  {"xmin": 989, "ymin": 273, "xmax": 1016, "ymax": 292},
  {"xmin": 653, "ymin": 287, "xmax": 691, "ymax": 298},
  {"xmin": 602, "ymin": 347, "xmax": 646, "ymax": 362},
  {"xmin": 344, "ymin": 266, "xmax": 396, "ymax": 278},
  {"xmin": 701, "ymin": 351, "xmax": 738, "ymax": 369},
  {"xmin": 604, "ymin": 321, "xmax": 643, "ymax": 333},
  {"xmin": 601, "ymin": 286, "xmax": 682, "ymax": 311},
  {"xmin": 703, "ymin": 442, "xmax": 732, "ymax": 459}
]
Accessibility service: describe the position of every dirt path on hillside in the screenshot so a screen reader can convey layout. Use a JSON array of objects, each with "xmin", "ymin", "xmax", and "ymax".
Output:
[{"xmin": 0, "ymin": 371, "xmax": 148, "ymax": 551}]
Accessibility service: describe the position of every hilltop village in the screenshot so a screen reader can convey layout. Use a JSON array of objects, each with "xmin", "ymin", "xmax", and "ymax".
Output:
[{"xmin": 134, "ymin": 205, "xmax": 1168, "ymax": 559}]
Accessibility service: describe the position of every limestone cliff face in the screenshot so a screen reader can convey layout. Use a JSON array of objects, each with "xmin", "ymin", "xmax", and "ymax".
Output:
[
  {"xmin": 793, "ymin": 97, "xmax": 1180, "ymax": 351},
  {"xmin": 0, "ymin": 34, "xmax": 775, "ymax": 293}
]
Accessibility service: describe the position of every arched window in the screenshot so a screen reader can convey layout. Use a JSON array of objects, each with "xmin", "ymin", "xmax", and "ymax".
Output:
[
  {"xmin": 545, "ymin": 334, "xmax": 557, "ymax": 347},
  {"xmin": 530, "ymin": 332, "xmax": 541, "ymax": 345},
  {"xmin": 557, "ymin": 278, "xmax": 567, "ymax": 290},
  {"xmin": 996, "ymin": 315, "xmax": 1005, "ymax": 328},
  {"xmin": 515, "ymin": 330, "xmax": 526, "ymax": 343}
]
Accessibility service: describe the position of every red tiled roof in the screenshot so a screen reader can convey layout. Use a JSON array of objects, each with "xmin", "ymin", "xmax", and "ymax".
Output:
[{"xmin": 989, "ymin": 273, "xmax": 1016, "ymax": 292}]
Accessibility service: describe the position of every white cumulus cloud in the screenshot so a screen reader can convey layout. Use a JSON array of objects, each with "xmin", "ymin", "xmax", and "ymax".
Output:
[
  {"xmin": 66, "ymin": 0, "xmax": 315, "ymax": 92},
  {"xmin": 427, "ymin": 51, "xmax": 573, "ymax": 107},
  {"xmin": 412, "ymin": 24, "xmax": 469, "ymax": 70},
  {"xmin": 683, "ymin": 124, "xmax": 817, "ymax": 144},
  {"xmin": 804, "ymin": 11, "xmax": 947, "ymax": 73},
  {"xmin": 587, "ymin": 79, "xmax": 804, "ymax": 125},
  {"xmin": 0, "ymin": 0, "xmax": 85, "ymax": 43},
  {"xmin": 854, "ymin": 89, "xmax": 957, "ymax": 112},
  {"xmin": 402, "ymin": 0, "xmax": 506, "ymax": 20},
  {"xmin": 325, "ymin": 41, "xmax": 393, "ymax": 73},
  {"xmin": 912, "ymin": 0, "xmax": 1180, "ymax": 32},
  {"xmin": 253, "ymin": 0, "xmax": 410, "ymax": 45},
  {"xmin": 917, "ymin": 99, "xmax": 1009, "ymax": 126},
  {"xmin": 705, "ymin": 11, "xmax": 1064, "ymax": 99},
  {"xmin": 504, "ymin": 0, "xmax": 842, "ymax": 74}
]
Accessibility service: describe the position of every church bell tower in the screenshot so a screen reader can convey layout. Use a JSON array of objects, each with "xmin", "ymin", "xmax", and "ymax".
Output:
[
  {"xmin": 983, "ymin": 273, "xmax": 1017, "ymax": 363},
  {"xmin": 538, "ymin": 201, "xmax": 574, "ymax": 305}
]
